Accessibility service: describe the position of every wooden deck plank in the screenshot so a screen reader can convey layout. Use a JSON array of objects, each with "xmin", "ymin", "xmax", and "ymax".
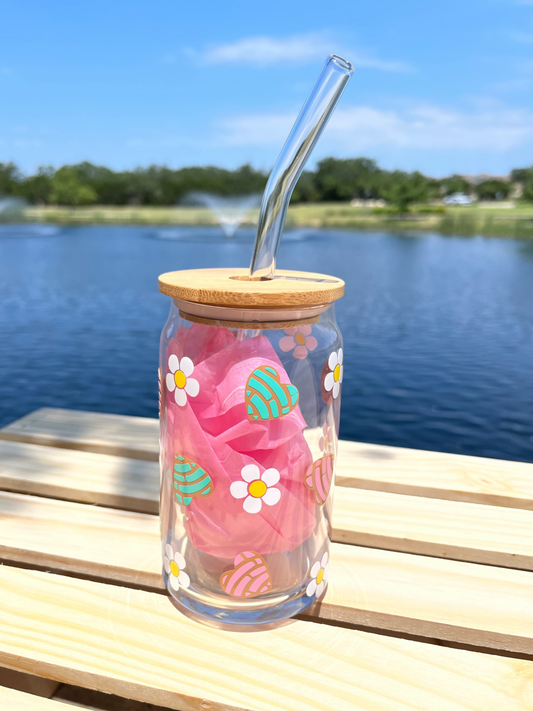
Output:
[
  {"xmin": 334, "ymin": 487, "xmax": 533, "ymax": 571},
  {"xmin": 0, "ymin": 667, "xmax": 59, "ymax": 700},
  {"xmin": 0, "ymin": 408, "xmax": 159, "ymax": 461},
  {"xmin": 0, "ymin": 686, "xmax": 79, "ymax": 710},
  {"xmin": 2, "ymin": 440, "xmax": 533, "ymax": 570},
  {"xmin": 3, "ymin": 408, "xmax": 533, "ymax": 509},
  {"xmin": 0, "ymin": 439, "xmax": 159, "ymax": 514},
  {"xmin": 0, "ymin": 491, "xmax": 159, "ymax": 588},
  {"xmin": 2, "ymin": 565, "xmax": 533, "ymax": 711},
  {"xmin": 337, "ymin": 440, "xmax": 533, "ymax": 509},
  {"xmin": 2, "ymin": 441, "xmax": 533, "ymax": 570},
  {"xmin": 2, "ymin": 491, "xmax": 533, "ymax": 654}
]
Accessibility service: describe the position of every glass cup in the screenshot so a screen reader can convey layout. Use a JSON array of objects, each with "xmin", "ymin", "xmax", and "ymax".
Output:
[{"xmin": 158, "ymin": 268, "xmax": 344, "ymax": 627}]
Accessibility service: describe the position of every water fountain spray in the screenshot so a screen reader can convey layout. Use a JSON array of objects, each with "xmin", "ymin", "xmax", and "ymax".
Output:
[
  {"xmin": 0, "ymin": 197, "xmax": 27, "ymax": 223},
  {"xmin": 185, "ymin": 192, "xmax": 261, "ymax": 239}
]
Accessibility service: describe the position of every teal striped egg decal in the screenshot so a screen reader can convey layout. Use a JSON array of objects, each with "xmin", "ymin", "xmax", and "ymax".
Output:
[
  {"xmin": 245, "ymin": 365, "xmax": 299, "ymax": 421},
  {"xmin": 173, "ymin": 455, "xmax": 213, "ymax": 506}
]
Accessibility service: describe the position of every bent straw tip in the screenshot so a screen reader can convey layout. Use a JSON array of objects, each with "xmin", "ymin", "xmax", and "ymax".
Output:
[{"xmin": 327, "ymin": 54, "xmax": 355, "ymax": 73}]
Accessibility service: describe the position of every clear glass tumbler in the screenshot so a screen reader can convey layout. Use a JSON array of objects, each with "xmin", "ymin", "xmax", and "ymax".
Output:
[{"xmin": 158, "ymin": 268, "xmax": 344, "ymax": 627}]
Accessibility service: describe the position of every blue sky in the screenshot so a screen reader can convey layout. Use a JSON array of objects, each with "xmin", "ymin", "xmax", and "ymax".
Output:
[{"xmin": 2, "ymin": 0, "xmax": 533, "ymax": 177}]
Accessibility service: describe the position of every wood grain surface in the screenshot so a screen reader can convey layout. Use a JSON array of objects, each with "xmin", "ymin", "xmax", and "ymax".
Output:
[
  {"xmin": 0, "ymin": 408, "xmax": 160, "ymax": 461},
  {"xmin": 334, "ymin": 486, "xmax": 533, "ymax": 570},
  {"xmin": 2, "ymin": 436, "xmax": 532, "ymax": 569},
  {"xmin": 0, "ymin": 439, "xmax": 159, "ymax": 514},
  {"xmin": 2, "ymin": 565, "xmax": 533, "ymax": 711},
  {"xmin": 3, "ymin": 408, "xmax": 533, "ymax": 511},
  {"xmin": 2, "ymin": 408, "xmax": 533, "ymax": 708},
  {"xmin": 158, "ymin": 268, "xmax": 345, "ymax": 306},
  {"xmin": 2, "ymin": 491, "xmax": 533, "ymax": 654},
  {"xmin": 0, "ymin": 491, "xmax": 160, "ymax": 587},
  {"xmin": 336, "ymin": 440, "xmax": 533, "ymax": 509},
  {"xmin": 2, "ymin": 439, "xmax": 532, "ymax": 571}
]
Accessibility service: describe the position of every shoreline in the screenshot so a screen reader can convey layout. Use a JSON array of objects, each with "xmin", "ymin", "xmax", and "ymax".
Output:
[{"xmin": 6, "ymin": 203, "xmax": 533, "ymax": 239}]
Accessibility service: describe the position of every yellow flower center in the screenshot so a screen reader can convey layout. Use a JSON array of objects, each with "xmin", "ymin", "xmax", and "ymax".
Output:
[
  {"xmin": 174, "ymin": 370, "xmax": 187, "ymax": 389},
  {"xmin": 333, "ymin": 364, "xmax": 341, "ymax": 382},
  {"xmin": 294, "ymin": 332, "xmax": 306, "ymax": 345},
  {"xmin": 316, "ymin": 567, "xmax": 325, "ymax": 585},
  {"xmin": 169, "ymin": 560, "xmax": 180, "ymax": 577},
  {"xmin": 248, "ymin": 480, "xmax": 267, "ymax": 498}
]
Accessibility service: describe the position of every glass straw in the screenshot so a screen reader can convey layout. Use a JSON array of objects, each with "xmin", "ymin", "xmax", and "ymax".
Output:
[{"xmin": 249, "ymin": 55, "xmax": 354, "ymax": 280}]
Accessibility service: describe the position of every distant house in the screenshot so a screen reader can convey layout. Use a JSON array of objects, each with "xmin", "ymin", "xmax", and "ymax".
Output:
[
  {"xmin": 350, "ymin": 198, "xmax": 386, "ymax": 207},
  {"xmin": 461, "ymin": 173, "xmax": 510, "ymax": 186},
  {"xmin": 443, "ymin": 193, "xmax": 473, "ymax": 206}
]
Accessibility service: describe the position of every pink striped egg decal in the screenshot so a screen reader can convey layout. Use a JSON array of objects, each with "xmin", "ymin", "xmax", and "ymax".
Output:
[
  {"xmin": 304, "ymin": 454, "xmax": 334, "ymax": 505},
  {"xmin": 220, "ymin": 551, "xmax": 273, "ymax": 598}
]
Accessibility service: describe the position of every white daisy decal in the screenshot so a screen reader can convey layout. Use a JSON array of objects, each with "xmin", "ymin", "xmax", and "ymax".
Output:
[
  {"xmin": 306, "ymin": 551, "xmax": 329, "ymax": 598},
  {"xmin": 324, "ymin": 348, "xmax": 344, "ymax": 400},
  {"xmin": 319, "ymin": 421, "xmax": 336, "ymax": 456},
  {"xmin": 163, "ymin": 543, "xmax": 190, "ymax": 591},
  {"xmin": 230, "ymin": 464, "xmax": 281, "ymax": 514},
  {"xmin": 165, "ymin": 354, "xmax": 199, "ymax": 407},
  {"xmin": 279, "ymin": 325, "xmax": 318, "ymax": 360}
]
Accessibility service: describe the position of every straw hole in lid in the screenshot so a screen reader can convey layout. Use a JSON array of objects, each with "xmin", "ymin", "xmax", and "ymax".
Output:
[{"xmin": 229, "ymin": 275, "xmax": 339, "ymax": 284}]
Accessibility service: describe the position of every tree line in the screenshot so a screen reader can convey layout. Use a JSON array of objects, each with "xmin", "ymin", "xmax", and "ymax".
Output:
[{"xmin": 1, "ymin": 158, "xmax": 532, "ymax": 211}]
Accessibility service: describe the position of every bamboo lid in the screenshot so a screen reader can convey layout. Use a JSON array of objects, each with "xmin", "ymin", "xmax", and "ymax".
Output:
[{"xmin": 158, "ymin": 268, "xmax": 345, "ymax": 308}]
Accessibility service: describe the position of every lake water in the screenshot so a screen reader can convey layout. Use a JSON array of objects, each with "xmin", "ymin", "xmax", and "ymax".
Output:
[{"xmin": 1, "ymin": 224, "xmax": 532, "ymax": 463}]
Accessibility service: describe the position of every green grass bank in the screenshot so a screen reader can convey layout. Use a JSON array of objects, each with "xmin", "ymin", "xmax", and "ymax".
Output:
[{"xmin": 21, "ymin": 203, "xmax": 533, "ymax": 239}]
